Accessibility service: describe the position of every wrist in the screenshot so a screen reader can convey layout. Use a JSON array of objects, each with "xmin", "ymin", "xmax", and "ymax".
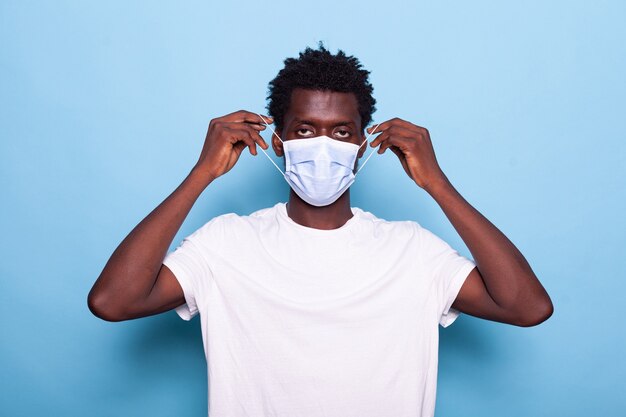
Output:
[
  {"xmin": 187, "ymin": 167, "xmax": 216, "ymax": 189},
  {"xmin": 423, "ymin": 174, "xmax": 454, "ymax": 198}
]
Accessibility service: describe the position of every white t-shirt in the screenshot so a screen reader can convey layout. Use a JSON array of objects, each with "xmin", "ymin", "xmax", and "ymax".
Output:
[{"xmin": 163, "ymin": 202, "xmax": 476, "ymax": 417}]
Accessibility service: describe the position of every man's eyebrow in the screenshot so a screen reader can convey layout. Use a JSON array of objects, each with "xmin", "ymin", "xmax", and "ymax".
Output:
[
  {"xmin": 293, "ymin": 118, "xmax": 356, "ymax": 127},
  {"xmin": 333, "ymin": 120, "xmax": 356, "ymax": 127},
  {"xmin": 293, "ymin": 118, "xmax": 316, "ymax": 125}
]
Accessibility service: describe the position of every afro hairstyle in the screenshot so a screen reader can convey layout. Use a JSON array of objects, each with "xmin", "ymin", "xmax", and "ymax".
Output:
[{"xmin": 266, "ymin": 43, "xmax": 376, "ymax": 132}]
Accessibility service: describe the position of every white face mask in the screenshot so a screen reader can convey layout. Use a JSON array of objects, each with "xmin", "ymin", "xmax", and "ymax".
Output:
[{"xmin": 257, "ymin": 114, "xmax": 379, "ymax": 207}]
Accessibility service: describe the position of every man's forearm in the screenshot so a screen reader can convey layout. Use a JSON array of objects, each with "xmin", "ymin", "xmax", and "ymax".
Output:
[
  {"xmin": 425, "ymin": 177, "xmax": 551, "ymax": 313},
  {"xmin": 88, "ymin": 169, "xmax": 213, "ymax": 316}
]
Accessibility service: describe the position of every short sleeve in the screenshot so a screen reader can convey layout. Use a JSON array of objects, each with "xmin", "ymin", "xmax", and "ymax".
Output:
[
  {"xmin": 162, "ymin": 218, "xmax": 222, "ymax": 321},
  {"xmin": 416, "ymin": 224, "xmax": 476, "ymax": 328}
]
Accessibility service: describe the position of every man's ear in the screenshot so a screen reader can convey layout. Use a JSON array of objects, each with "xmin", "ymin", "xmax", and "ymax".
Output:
[{"xmin": 272, "ymin": 130, "xmax": 284, "ymax": 157}]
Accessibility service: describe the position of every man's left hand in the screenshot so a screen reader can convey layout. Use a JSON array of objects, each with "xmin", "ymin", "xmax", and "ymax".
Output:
[{"xmin": 367, "ymin": 118, "xmax": 448, "ymax": 192}]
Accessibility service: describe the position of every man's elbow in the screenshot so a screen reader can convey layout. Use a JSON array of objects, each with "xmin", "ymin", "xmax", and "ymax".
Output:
[
  {"xmin": 514, "ymin": 298, "xmax": 554, "ymax": 327},
  {"xmin": 87, "ymin": 289, "xmax": 129, "ymax": 322}
]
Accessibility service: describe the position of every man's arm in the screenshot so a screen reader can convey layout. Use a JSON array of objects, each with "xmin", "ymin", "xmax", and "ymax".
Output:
[
  {"xmin": 367, "ymin": 118, "xmax": 553, "ymax": 327},
  {"xmin": 87, "ymin": 111, "xmax": 271, "ymax": 322},
  {"xmin": 426, "ymin": 180, "xmax": 552, "ymax": 327}
]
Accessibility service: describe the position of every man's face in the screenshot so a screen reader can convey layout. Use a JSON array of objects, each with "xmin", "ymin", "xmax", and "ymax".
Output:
[{"xmin": 273, "ymin": 88, "xmax": 366, "ymax": 162}]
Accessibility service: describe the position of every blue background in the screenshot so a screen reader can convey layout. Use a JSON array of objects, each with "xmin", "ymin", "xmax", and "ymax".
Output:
[{"xmin": 1, "ymin": 1, "xmax": 625, "ymax": 416}]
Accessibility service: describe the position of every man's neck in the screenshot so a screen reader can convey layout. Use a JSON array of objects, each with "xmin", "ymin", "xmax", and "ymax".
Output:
[{"xmin": 286, "ymin": 190, "xmax": 354, "ymax": 230}]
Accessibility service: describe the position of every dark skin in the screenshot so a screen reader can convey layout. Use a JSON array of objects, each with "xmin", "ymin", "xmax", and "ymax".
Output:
[{"xmin": 88, "ymin": 88, "xmax": 553, "ymax": 327}]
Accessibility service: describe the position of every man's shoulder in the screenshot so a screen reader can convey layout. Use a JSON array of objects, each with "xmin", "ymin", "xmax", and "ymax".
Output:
[
  {"xmin": 197, "ymin": 203, "xmax": 281, "ymax": 230},
  {"xmin": 183, "ymin": 204, "xmax": 281, "ymax": 248},
  {"xmin": 350, "ymin": 208, "xmax": 426, "ymax": 246},
  {"xmin": 247, "ymin": 202, "xmax": 283, "ymax": 220},
  {"xmin": 353, "ymin": 207, "xmax": 420, "ymax": 230},
  {"xmin": 355, "ymin": 209, "xmax": 459, "ymax": 254}
]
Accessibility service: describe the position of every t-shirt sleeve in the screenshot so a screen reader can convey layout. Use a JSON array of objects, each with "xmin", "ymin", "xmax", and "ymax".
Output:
[
  {"xmin": 162, "ymin": 218, "xmax": 222, "ymax": 321},
  {"xmin": 416, "ymin": 224, "xmax": 477, "ymax": 328}
]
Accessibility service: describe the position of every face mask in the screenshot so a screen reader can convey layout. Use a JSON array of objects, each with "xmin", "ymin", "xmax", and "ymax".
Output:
[{"xmin": 257, "ymin": 114, "xmax": 379, "ymax": 207}]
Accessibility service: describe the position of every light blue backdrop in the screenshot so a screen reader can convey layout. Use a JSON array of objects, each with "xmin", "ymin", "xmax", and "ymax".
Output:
[{"xmin": 1, "ymin": 1, "xmax": 625, "ymax": 416}]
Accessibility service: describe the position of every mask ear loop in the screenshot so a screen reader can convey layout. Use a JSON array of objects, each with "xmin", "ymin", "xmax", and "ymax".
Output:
[
  {"xmin": 256, "ymin": 114, "xmax": 285, "ymax": 176},
  {"xmin": 356, "ymin": 124, "xmax": 380, "ymax": 174}
]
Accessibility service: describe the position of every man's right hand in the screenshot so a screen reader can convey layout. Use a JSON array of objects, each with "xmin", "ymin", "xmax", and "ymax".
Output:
[{"xmin": 193, "ymin": 110, "xmax": 272, "ymax": 181}]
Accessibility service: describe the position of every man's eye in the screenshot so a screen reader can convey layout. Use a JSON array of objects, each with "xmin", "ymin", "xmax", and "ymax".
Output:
[
  {"xmin": 297, "ymin": 128, "xmax": 313, "ymax": 137},
  {"xmin": 335, "ymin": 130, "xmax": 350, "ymax": 138}
]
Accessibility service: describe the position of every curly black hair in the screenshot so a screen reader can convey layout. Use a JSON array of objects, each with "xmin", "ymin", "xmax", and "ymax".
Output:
[{"xmin": 266, "ymin": 43, "xmax": 376, "ymax": 131}]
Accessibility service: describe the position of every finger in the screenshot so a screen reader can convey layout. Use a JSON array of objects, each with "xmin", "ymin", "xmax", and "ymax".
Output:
[
  {"xmin": 369, "ymin": 130, "xmax": 386, "ymax": 148},
  {"xmin": 254, "ymin": 114, "xmax": 275, "ymax": 126},
  {"xmin": 247, "ymin": 123, "xmax": 267, "ymax": 131},
  {"xmin": 378, "ymin": 136, "xmax": 396, "ymax": 154},
  {"xmin": 366, "ymin": 122, "xmax": 387, "ymax": 136},
  {"xmin": 366, "ymin": 119, "xmax": 396, "ymax": 134},
  {"xmin": 373, "ymin": 133, "xmax": 411, "ymax": 154},
  {"xmin": 369, "ymin": 126, "xmax": 414, "ymax": 148},
  {"xmin": 222, "ymin": 110, "xmax": 274, "ymax": 125},
  {"xmin": 226, "ymin": 128, "xmax": 258, "ymax": 155},
  {"xmin": 366, "ymin": 120, "xmax": 400, "ymax": 138},
  {"xmin": 379, "ymin": 135, "xmax": 414, "ymax": 154},
  {"xmin": 366, "ymin": 117, "xmax": 418, "ymax": 134},
  {"xmin": 226, "ymin": 123, "xmax": 269, "ymax": 150},
  {"xmin": 369, "ymin": 131, "xmax": 390, "ymax": 153},
  {"xmin": 364, "ymin": 122, "xmax": 382, "ymax": 136},
  {"xmin": 240, "ymin": 123, "xmax": 269, "ymax": 150},
  {"xmin": 376, "ymin": 133, "xmax": 392, "ymax": 154}
]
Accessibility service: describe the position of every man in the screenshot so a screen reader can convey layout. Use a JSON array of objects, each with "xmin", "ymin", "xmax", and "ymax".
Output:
[{"xmin": 88, "ymin": 45, "xmax": 553, "ymax": 416}]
